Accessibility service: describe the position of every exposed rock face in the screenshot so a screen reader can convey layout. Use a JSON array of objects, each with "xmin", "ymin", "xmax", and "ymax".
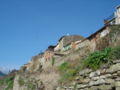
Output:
[
  {"xmin": 12, "ymin": 25, "xmax": 120, "ymax": 90},
  {"xmin": 13, "ymin": 53, "xmax": 60, "ymax": 90},
  {"xmin": 57, "ymin": 60, "xmax": 120, "ymax": 90},
  {"xmin": 13, "ymin": 74, "xmax": 45, "ymax": 90}
]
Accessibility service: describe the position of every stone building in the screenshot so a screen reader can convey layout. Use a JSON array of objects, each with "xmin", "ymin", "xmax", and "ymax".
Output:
[
  {"xmin": 87, "ymin": 26, "xmax": 110, "ymax": 52},
  {"xmin": 85, "ymin": 5, "xmax": 120, "ymax": 52},
  {"xmin": 54, "ymin": 35, "xmax": 85, "ymax": 52},
  {"xmin": 104, "ymin": 5, "xmax": 120, "ymax": 25}
]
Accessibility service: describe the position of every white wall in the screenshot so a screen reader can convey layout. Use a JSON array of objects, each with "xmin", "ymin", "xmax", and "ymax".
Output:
[{"xmin": 115, "ymin": 6, "xmax": 120, "ymax": 24}]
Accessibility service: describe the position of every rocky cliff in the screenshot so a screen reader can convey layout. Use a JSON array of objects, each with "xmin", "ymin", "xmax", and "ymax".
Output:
[{"xmin": 1, "ymin": 25, "xmax": 120, "ymax": 90}]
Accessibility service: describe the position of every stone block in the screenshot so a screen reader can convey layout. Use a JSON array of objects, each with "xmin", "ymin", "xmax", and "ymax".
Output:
[
  {"xmin": 89, "ymin": 79, "xmax": 106, "ymax": 86},
  {"xmin": 106, "ymin": 63, "xmax": 120, "ymax": 73},
  {"xmin": 105, "ymin": 79, "xmax": 115, "ymax": 84},
  {"xmin": 79, "ymin": 69, "xmax": 92, "ymax": 76},
  {"xmin": 92, "ymin": 76, "xmax": 100, "ymax": 81},
  {"xmin": 89, "ymin": 70, "xmax": 100, "ymax": 78},
  {"xmin": 115, "ymin": 81, "xmax": 120, "ymax": 87},
  {"xmin": 116, "ymin": 87, "xmax": 120, "ymax": 90}
]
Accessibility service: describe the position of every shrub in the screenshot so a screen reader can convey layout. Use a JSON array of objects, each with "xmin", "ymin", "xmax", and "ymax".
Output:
[
  {"xmin": 83, "ymin": 48, "xmax": 112, "ymax": 70},
  {"xmin": 83, "ymin": 46, "xmax": 120, "ymax": 70},
  {"xmin": 58, "ymin": 45, "xmax": 120, "ymax": 85}
]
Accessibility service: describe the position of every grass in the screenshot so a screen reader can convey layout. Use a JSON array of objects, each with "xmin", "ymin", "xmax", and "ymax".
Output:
[
  {"xmin": 83, "ymin": 48, "xmax": 112, "ymax": 70},
  {"xmin": 0, "ymin": 75, "xmax": 15, "ymax": 90},
  {"xmin": 58, "ymin": 45, "xmax": 120, "ymax": 85},
  {"xmin": 58, "ymin": 60, "xmax": 83, "ymax": 85},
  {"xmin": 83, "ymin": 45, "xmax": 120, "ymax": 70}
]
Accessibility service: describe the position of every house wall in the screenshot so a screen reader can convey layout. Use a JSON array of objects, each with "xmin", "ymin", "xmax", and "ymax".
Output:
[
  {"xmin": 76, "ymin": 40, "xmax": 90, "ymax": 50},
  {"xmin": 115, "ymin": 7, "xmax": 120, "ymax": 24},
  {"xmin": 54, "ymin": 44, "xmax": 60, "ymax": 51},
  {"xmin": 62, "ymin": 41, "xmax": 80, "ymax": 52},
  {"xmin": 89, "ymin": 27, "xmax": 110, "ymax": 52},
  {"xmin": 59, "ymin": 39, "xmax": 64, "ymax": 51},
  {"xmin": 62, "ymin": 44, "xmax": 71, "ymax": 51},
  {"xmin": 54, "ymin": 38, "xmax": 64, "ymax": 52},
  {"xmin": 71, "ymin": 42, "xmax": 77, "ymax": 50}
]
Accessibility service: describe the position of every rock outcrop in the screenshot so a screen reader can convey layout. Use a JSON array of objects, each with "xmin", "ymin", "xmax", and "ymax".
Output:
[{"xmin": 12, "ymin": 25, "xmax": 120, "ymax": 90}]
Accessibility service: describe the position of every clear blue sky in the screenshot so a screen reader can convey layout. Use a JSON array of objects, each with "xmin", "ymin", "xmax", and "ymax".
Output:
[{"xmin": 0, "ymin": 0, "xmax": 119, "ymax": 69}]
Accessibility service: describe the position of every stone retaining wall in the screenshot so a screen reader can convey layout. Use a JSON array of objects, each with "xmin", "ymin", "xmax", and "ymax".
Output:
[{"xmin": 56, "ymin": 60, "xmax": 120, "ymax": 90}]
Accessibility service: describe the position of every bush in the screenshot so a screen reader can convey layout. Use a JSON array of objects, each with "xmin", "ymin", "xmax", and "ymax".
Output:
[
  {"xmin": 58, "ymin": 45, "xmax": 120, "ymax": 85},
  {"xmin": 83, "ymin": 46, "xmax": 120, "ymax": 70},
  {"xmin": 83, "ymin": 48, "xmax": 112, "ymax": 70}
]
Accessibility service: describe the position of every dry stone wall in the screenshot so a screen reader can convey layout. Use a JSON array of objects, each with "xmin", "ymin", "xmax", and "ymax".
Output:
[{"xmin": 56, "ymin": 60, "xmax": 120, "ymax": 90}]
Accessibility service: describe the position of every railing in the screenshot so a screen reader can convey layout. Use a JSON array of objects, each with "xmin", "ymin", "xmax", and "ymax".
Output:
[
  {"xmin": 104, "ymin": 13, "xmax": 115, "ymax": 21},
  {"xmin": 104, "ymin": 13, "xmax": 116, "ymax": 25}
]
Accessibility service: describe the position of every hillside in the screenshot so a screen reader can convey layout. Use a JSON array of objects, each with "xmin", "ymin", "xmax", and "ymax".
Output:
[{"xmin": 0, "ymin": 25, "xmax": 120, "ymax": 90}]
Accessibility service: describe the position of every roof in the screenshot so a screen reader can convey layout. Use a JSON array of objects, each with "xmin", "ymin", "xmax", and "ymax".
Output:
[
  {"xmin": 87, "ymin": 25, "xmax": 109, "ymax": 39},
  {"xmin": 59, "ymin": 36, "xmax": 65, "ymax": 42},
  {"xmin": 45, "ymin": 45, "xmax": 56, "ymax": 51},
  {"xmin": 117, "ymin": 5, "xmax": 120, "ymax": 9},
  {"xmin": 59, "ymin": 35, "xmax": 85, "ymax": 47}
]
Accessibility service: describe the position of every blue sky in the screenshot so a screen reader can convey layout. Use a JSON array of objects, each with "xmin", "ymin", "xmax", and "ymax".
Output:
[{"xmin": 0, "ymin": 0, "xmax": 119, "ymax": 69}]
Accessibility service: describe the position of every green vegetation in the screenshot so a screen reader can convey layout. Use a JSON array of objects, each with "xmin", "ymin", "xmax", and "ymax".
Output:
[
  {"xmin": 83, "ymin": 46, "xmax": 120, "ymax": 70},
  {"xmin": 0, "ymin": 75, "xmax": 15, "ymax": 90},
  {"xmin": 58, "ymin": 61, "xmax": 82, "ymax": 84},
  {"xmin": 58, "ymin": 45, "xmax": 120, "ymax": 84},
  {"xmin": 83, "ymin": 48, "xmax": 112, "ymax": 70}
]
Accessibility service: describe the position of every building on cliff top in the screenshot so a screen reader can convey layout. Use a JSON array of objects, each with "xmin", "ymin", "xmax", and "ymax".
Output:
[
  {"xmin": 54, "ymin": 35, "xmax": 85, "ymax": 52},
  {"xmin": 82, "ymin": 5, "xmax": 120, "ymax": 52},
  {"xmin": 104, "ymin": 5, "xmax": 120, "ymax": 25}
]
